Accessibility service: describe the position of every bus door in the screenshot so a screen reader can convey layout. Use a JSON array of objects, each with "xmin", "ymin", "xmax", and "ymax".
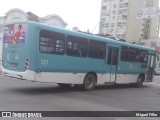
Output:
[
  {"xmin": 107, "ymin": 47, "xmax": 119, "ymax": 83},
  {"xmin": 147, "ymin": 54, "xmax": 155, "ymax": 82}
]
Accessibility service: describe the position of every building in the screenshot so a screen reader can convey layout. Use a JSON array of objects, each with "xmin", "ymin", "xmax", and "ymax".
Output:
[
  {"xmin": 39, "ymin": 14, "xmax": 67, "ymax": 28},
  {"xmin": 99, "ymin": 0, "xmax": 159, "ymax": 43},
  {"xmin": 0, "ymin": 8, "xmax": 67, "ymax": 48},
  {"xmin": 140, "ymin": 38, "xmax": 160, "ymax": 50},
  {"xmin": 5, "ymin": 8, "xmax": 38, "ymax": 23}
]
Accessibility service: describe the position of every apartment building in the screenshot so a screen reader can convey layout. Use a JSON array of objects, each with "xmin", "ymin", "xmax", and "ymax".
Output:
[{"xmin": 99, "ymin": 0, "xmax": 159, "ymax": 43}]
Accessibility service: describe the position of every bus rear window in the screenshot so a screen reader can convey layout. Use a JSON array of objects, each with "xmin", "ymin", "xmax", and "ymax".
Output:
[{"xmin": 3, "ymin": 24, "xmax": 27, "ymax": 44}]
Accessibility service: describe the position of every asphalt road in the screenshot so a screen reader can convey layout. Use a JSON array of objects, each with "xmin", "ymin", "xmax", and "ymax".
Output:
[{"xmin": 0, "ymin": 74, "xmax": 160, "ymax": 120}]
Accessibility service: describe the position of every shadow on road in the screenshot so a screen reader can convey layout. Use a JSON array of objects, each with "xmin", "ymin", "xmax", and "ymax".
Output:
[
  {"xmin": 6, "ymin": 84, "xmax": 149, "ymax": 95},
  {"xmin": 95, "ymin": 84, "xmax": 148, "ymax": 90}
]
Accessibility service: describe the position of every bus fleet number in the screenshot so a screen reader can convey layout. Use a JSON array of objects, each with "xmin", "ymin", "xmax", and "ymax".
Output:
[{"xmin": 41, "ymin": 60, "xmax": 49, "ymax": 65}]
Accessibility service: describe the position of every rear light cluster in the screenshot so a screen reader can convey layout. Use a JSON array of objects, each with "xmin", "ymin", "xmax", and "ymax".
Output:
[
  {"xmin": 11, "ymin": 63, "xmax": 17, "ymax": 67},
  {"xmin": 24, "ymin": 58, "xmax": 29, "ymax": 71}
]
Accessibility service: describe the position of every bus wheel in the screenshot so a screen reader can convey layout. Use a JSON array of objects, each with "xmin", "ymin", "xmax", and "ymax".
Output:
[
  {"xmin": 83, "ymin": 74, "xmax": 96, "ymax": 91},
  {"xmin": 136, "ymin": 75, "xmax": 144, "ymax": 87},
  {"xmin": 57, "ymin": 83, "xmax": 71, "ymax": 88}
]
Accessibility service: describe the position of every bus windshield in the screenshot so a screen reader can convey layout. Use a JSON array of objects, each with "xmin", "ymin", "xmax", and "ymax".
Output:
[{"xmin": 3, "ymin": 24, "xmax": 27, "ymax": 46}]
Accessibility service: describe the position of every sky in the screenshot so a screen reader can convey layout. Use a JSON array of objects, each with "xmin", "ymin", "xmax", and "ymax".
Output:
[{"xmin": 0, "ymin": 0, "xmax": 101, "ymax": 34}]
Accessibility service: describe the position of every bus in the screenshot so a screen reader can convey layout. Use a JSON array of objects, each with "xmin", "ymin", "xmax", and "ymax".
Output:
[
  {"xmin": 2, "ymin": 21, "xmax": 156, "ymax": 90},
  {"xmin": 155, "ymin": 53, "xmax": 160, "ymax": 75},
  {"xmin": 0, "ymin": 34, "xmax": 2, "ymax": 73}
]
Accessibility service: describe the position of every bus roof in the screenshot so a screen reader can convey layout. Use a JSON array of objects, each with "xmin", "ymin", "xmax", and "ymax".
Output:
[{"xmin": 25, "ymin": 21, "xmax": 155, "ymax": 52}]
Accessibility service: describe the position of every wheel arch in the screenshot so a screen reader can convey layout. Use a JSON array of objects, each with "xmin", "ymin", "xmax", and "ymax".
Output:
[
  {"xmin": 138, "ymin": 73, "xmax": 145, "ymax": 82},
  {"xmin": 85, "ymin": 72, "xmax": 97, "ymax": 83}
]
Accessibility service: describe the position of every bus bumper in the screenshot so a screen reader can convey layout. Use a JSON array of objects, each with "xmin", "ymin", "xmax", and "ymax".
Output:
[{"xmin": 2, "ymin": 67, "xmax": 35, "ymax": 81}]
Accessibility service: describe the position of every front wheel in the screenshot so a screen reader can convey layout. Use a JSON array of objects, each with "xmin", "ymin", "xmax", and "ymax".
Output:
[
  {"xmin": 136, "ymin": 75, "xmax": 144, "ymax": 87},
  {"xmin": 83, "ymin": 74, "xmax": 96, "ymax": 91}
]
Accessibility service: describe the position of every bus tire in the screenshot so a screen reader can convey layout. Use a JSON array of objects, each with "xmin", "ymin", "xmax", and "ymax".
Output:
[
  {"xmin": 83, "ymin": 74, "xmax": 96, "ymax": 91},
  {"xmin": 57, "ymin": 83, "xmax": 71, "ymax": 88},
  {"xmin": 136, "ymin": 75, "xmax": 144, "ymax": 87}
]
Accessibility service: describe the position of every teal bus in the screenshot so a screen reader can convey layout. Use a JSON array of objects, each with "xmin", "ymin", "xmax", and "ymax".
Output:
[{"xmin": 2, "ymin": 21, "xmax": 156, "ymax": 90}]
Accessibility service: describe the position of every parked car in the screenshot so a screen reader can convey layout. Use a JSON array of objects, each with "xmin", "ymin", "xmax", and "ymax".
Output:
[{"xmin": 155, "ymin": 68, "xmax": 160, "ymax": 75}]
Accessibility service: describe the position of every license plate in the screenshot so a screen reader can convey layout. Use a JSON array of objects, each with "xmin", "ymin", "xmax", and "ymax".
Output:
[{"xmin": 11, "ymin": 63, "xmax": 17, "ymax": 67}]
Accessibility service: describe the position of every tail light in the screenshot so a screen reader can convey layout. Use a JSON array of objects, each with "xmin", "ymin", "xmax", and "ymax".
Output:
[{"xmin": 24, "ymin": 58, "xmax": 29, "ymax": 71}]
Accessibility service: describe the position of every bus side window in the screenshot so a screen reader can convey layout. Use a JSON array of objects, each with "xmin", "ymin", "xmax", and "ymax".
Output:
[
  {"xmin": 39, "ymin": 30, "xmax": 65, "ymax": 55},
  {"xmin": 98, "ymin": 47, "xmax": 105, "ymax": 59},
  {"xmin": 121, "ymin": 46, "xmax": 128, "ymax": 61},
  {"xmin": 128, "ymin": 47, "xmax": 139, "ymax": 62},
  {"xmin": 139, "ymin": 50, "xmax": 148, "ymax": 63},
  {"xmin": 66, "ymin": 35, "xmax": 87, "ymax": 57},
  {"xmin": 157, "ymin": 54, "xmax": 159, "ymax": 61},
  {"xmin": 88, "ymin": 40, "xmax": 106, "ymax": 59}
]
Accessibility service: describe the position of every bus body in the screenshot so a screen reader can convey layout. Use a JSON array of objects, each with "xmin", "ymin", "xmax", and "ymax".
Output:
[
  {"xmin": 155, "ymin": 53, "xmax": 160, "ymax": 75},
  {"xmin": 0, "ymin": 40, "xmax": 2, "ymax": 73},
  {"xmin": 2, "ymin": 21, "xmax": 156, "ymax": 90},
  {"xmin": 0, "ymin": 57, "xmax": 1, "ymax": 73}
]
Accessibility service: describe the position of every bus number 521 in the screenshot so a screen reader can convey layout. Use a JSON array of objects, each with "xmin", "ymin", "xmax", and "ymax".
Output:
[{"xmin": 41, "ymin": 60, "xmax": 49, "ymax": 65}]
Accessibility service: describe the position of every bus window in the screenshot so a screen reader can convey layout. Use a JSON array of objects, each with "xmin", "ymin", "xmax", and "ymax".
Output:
[
  {"xmin": 39, "ymin": 30, "xmax": 65, "ymax": 55},
  {"xmin": 88, "ymin": 40, "xmax": 106, "ymax": 59},
  {"xmin": 66, "ymin": 35, "xmax": 88, "ymax": 57},
  {"xmin": 121, "ymin": 46, "xmax": 128, "ymax": 61},
  {"xmin": 139, "ymin": 50, "xmax": 148, "ymax": 63},
  {"xmin": 128, "ymin": 47, "xmax": 139, "ymax": 62},
  {"xmin": 156, "ymin": 54, "xmax": 159, "ymax": 61}
]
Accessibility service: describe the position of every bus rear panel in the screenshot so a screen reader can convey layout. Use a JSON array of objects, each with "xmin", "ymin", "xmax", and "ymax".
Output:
[{"xmin": 2, "ymin": 21, "xmax": 37, "ymax": 80}]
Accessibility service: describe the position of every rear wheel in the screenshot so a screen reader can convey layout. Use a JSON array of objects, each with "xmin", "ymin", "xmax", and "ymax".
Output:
[
  {"xmin": 57, "ymin": 83, "xmax": 71, "ymax": 88},
  {"xmin": 83, "ymin": 74, "xmax": 96, "ymax": 91}
]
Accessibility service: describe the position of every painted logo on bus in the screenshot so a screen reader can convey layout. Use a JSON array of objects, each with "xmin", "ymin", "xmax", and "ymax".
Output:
[{"xmin": 3, "ymin": 24, "xmax": 27, "ymax": 44}]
